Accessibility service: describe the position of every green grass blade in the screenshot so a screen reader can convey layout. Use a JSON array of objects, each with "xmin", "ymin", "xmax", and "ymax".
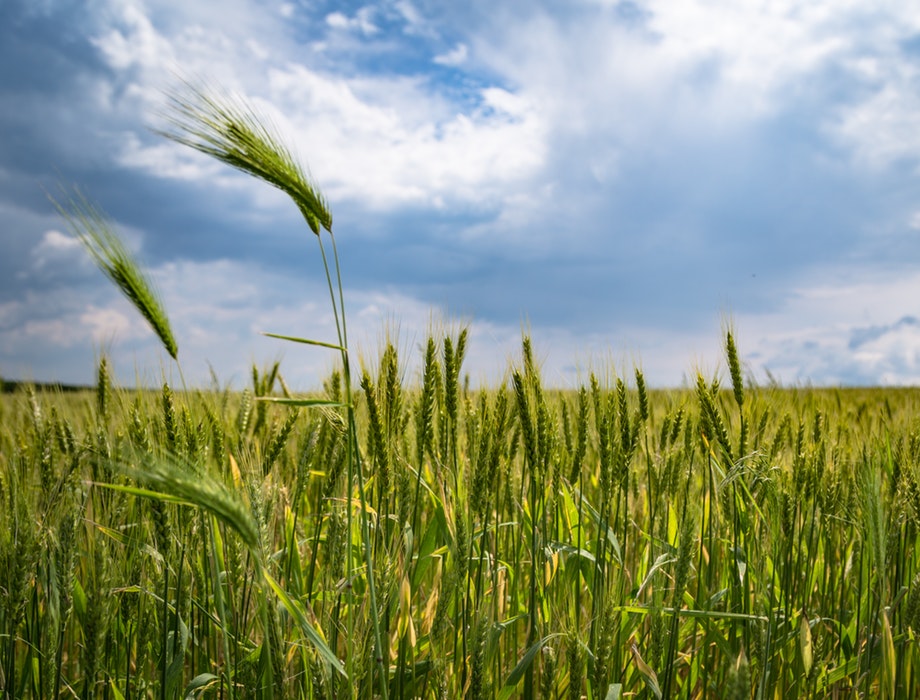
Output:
[
  {"xmin": 262, "ymin": 332, "xmax": 347, "ymax": 352},
  {"xmin": 261, "ymin": 570, "xmax": 345, "ymax": 676},
  {"xmin": 183, "ymin": 673, "xmax": 220, "ymax": 698},
  {"xmin": 498, "ymin": 633, "xmax": 563, "ymax": 699},
  {"xmin": 255, "ymin": 397, "xmax": 347, "ymax": 408}
]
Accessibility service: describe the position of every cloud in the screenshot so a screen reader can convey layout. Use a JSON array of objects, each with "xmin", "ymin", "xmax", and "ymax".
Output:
[
  {"xmin": 832, "ymin": 66, "xmax": 920, "ymax": 169},
  {"xmin": 62, "ymin": 0, "xmax": 549, "ymax": 218},
  {"xmin": 0, "ymin": 292, "xmax": 147, "ymax": 355},
  {"xmin": 747, "ymin": 320, "xmax": 920, "ymax": 387},
  {"xmin": 434, "ymin": 43, "xmax": 468, "ymax": 66},
  {"xmin": 31, "ymin": 229, "xmax": 82, "ymax": 269},
  {"xmin": 90, "ymin": 2, "xmax": 174, "ymax": 71},
  {"xmin": 80, "ymin": 305, "xmax": 145, "ymax": 344},
  {"xmin": 466, "ymin": 1, "xmax": 920, "ymax": 172},
  {"xmin": 393, "ymin": 1, "xmax": 435, "ymax": 38},
  {"xmin": 733, "ymin": 265, "xmax": 920, "ymax": 385},
  {"xmin": 120, "ymin": 63, "xmax": 548, "ymax": 212},
  {"xmin": 326, "ymin": 8, "xmax": 379, "ymax": 36},
  {"xmin": 847, "ymin": 318, "xmax": 920, "ymax": 385},
  {"xmin": 848, "ymin": 315, "xmax": 920, "ymax": 350}
]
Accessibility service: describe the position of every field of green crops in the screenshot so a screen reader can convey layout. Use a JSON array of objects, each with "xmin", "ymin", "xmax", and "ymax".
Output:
[{"xmin": 3, "ymin": 334, "xmax": 920, "ymax": 698}]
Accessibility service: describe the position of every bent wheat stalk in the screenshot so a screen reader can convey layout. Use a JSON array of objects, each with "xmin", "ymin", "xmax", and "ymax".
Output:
[
  {"xmin": 54, "ymin": 188, "xmax": 178, "ymax": 360},
  {"xmin": 160, "ymin": 80, "xmax": 387, "ymax": 698}
]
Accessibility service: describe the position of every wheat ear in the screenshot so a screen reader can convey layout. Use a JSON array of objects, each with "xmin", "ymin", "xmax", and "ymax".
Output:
[{"xmin": 54, "ymin": 189, "xmax": 178, "ymax": 360}]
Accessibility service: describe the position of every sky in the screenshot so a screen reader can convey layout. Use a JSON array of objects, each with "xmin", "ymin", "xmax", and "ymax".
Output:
[{"xmin": 3, "ymin": 0, "xmax": 920, "ymax": 389}]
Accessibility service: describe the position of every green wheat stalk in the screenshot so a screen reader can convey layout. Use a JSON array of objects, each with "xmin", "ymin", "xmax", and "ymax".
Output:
[
  {"xmin": 159, "ymin": 79, "xmax": 387, "ymax": 698},
  {"xmin": 53, "ymin": 189, "xmax": 178, "ymax": 360}
]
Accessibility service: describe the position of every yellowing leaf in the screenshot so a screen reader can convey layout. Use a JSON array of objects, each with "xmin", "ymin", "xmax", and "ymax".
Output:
[
  {"xmin": 630, "ymin": 643, "xmax": 662, "ymax": 699},
  {"xmin": 881, "ymin": 611, "xmax": 895, "ymax": 699},
  {"xmin": 799, "ymin": 613, "xmax": 813, "ymax": 678},
  {"xmin": 397, "ymin": 575, "xmax": 417, "ymax": 646}
]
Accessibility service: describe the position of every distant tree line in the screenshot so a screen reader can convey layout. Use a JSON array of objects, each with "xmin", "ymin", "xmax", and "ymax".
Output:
[{"xmin": 1, "ymin": 378, "xmax": 93, "ymax": 394}]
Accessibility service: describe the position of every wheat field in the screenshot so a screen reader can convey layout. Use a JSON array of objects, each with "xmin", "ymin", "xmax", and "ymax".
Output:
[{"xmin": 3, "ymin": 336, "xmax": 920, "ymax": 698}]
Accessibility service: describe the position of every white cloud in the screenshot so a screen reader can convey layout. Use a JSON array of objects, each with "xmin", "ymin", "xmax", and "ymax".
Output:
[
  {"xmin": 32, "ymin": 230, "xmax": 82, "ymax": 270},
  {"xmin": 88, "ymin": 0, "xmax": 303, "ymax": 107},
  {"xmin": 117, "ymin": 132, "xmax": 224, "ymax": 181},
  {"xmin": 393, "ymin": 1, "xmax": 433, "ymax": 37},
  {"xmin": 84, "ymin": 0, "xmax": 548, "ymax": 214},
  {"xmin": 122, "ymin": 61, "xmax": 548, "ymax": 212},
  {"xmin": 434, "ymin": 43, "xmax": 468, "ymax": 66},
  {"xmin": 17, "ymin": 318, "xmax": 86, "ymax": 348},
  {"xmin": 647, "ymin": 1, "xmax": 847, "ymax": 99},
  {"xmin": 266, "ymin": 66, "xmax": 547, "ymax": 208},
  {"xmin": 854, "ymin": 321, "xmax": 920, "ymax": 385},
  {"xmin": 0, "ymin": 300, "xmax": 144, "ymax": 353},
  {"xmin": 51, "ymin": 0, "xmax": 920, "ymax": 211},
  {"xmin": 734, "ymin": 265, "xmax": 920, "ymax": 385},
  {"xmin": 473, "ymin": 1, "xmax": 920, "ymax": 169},
  {"xmin": 80, "ymin": 305, "xmax": 143, "ymax": 344},
  {"xmin": 744, "ymin": 320, "xmax": 920, "ymax": 386},
  {"xmin": 833, "ymin": 69, "xmax": 920, "ymax": 169},
  {"xmin": 90, "ymin": 2, "xmax": 175, "ymax": 71},
  {"xmin": 26, "ymin": 229, "xmax": 102, "ymax": 286},
  {"xmin": 326, "ymin": 7, "xmax": 379, "ymax": 36},
  {"xmin": 325, "ymin": 11, "xmax": 349, "ymax": 28}
]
